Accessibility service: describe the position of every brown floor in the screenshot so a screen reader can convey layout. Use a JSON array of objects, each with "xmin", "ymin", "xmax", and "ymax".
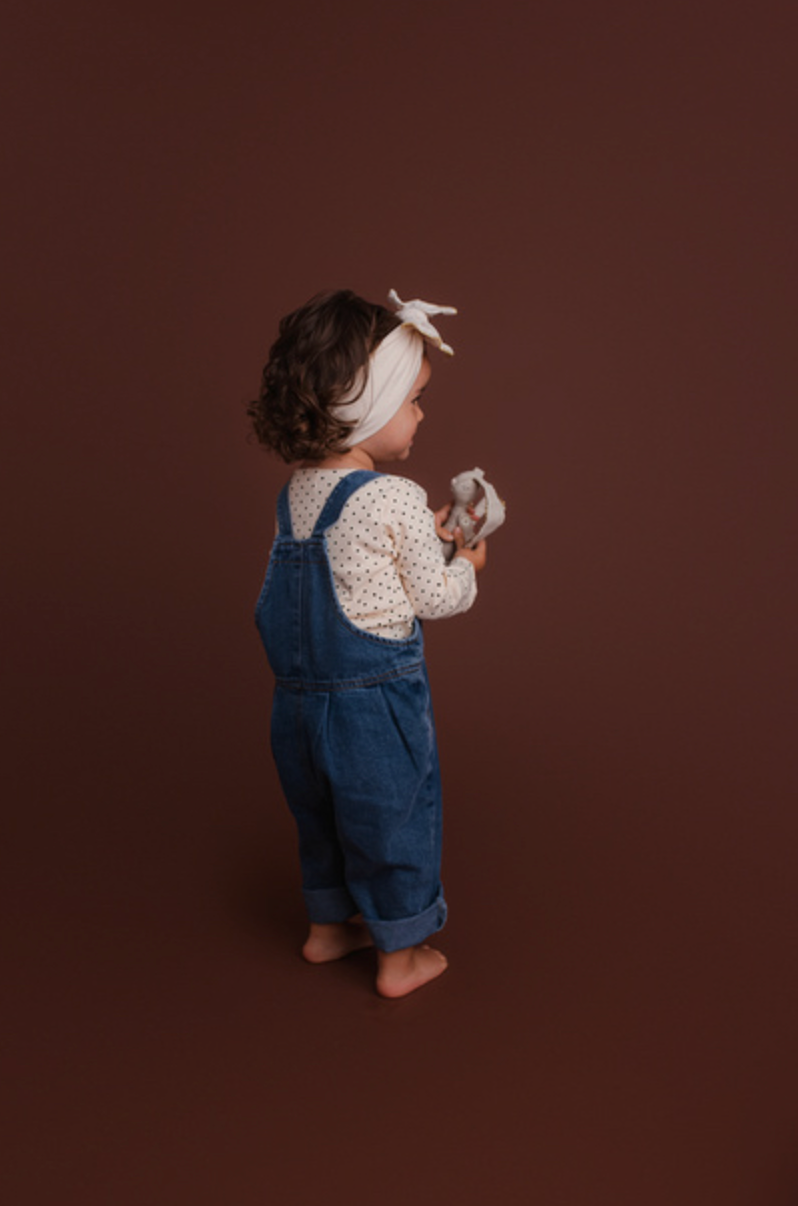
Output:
[{"xmin": 6, "ymin": 602, "xmax": 798, "ymax": 1205}]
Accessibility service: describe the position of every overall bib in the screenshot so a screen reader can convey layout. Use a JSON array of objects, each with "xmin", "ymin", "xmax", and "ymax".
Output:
[{"xmin": 255, "ymin": 470, "xmax": 447, "ymax": 952}]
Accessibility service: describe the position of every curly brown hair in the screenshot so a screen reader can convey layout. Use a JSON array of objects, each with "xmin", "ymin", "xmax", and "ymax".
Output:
[{"xmin": 247, "ymin": 290, "xmax": 401, "ymax": 462}]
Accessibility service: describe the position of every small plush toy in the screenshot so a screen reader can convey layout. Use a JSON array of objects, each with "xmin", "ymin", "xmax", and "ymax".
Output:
[{"xmin": 441, "ymin": 467, "xmax": 506, "ymax": 562}]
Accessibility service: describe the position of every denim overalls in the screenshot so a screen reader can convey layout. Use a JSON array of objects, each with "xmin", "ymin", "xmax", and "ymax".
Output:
[{"xmin": 255, "ymin": 470, "xmax": 447, "ymax": 953}]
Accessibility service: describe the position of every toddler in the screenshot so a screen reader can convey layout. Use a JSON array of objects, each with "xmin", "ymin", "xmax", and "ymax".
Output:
[{"xmin": 249, "ymin": 288, "xmax": 486, "ymax": 998}]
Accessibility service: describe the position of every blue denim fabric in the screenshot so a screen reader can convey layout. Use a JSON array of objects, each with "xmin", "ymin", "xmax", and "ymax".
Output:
[{"xmin": 255, "ymin": 471, "xmax": 447, "ymax": 953}]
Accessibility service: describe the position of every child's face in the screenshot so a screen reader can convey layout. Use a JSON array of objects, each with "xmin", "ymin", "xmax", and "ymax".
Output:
[{"xmin": 358, "ymin": 355, "xmax": 432, "ymax": 463}]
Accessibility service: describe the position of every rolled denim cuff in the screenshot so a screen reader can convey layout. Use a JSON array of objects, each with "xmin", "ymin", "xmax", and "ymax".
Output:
[
  {"xmin": 303, "ymin": 885, "xmax": 359, "ymax": 924},
  {"xmin": 365, "ymin": 892, "xmax": 447, "ymax": 953}
]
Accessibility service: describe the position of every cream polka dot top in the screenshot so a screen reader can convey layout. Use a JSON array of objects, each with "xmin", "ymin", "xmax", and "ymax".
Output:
[{"xmin": 286, "ymin": 469, "xmax": 477, "ymax": 640}]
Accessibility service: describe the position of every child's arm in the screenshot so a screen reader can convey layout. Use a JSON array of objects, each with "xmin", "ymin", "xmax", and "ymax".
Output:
[{"xmin": 384, "ymin": 479, "xmax": 481, "ymax": 621}]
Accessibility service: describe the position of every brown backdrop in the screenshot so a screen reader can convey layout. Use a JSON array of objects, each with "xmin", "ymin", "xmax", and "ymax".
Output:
[{"xmin": 4, "ymin": 2, "xmax": 797, "ymax": 1203}]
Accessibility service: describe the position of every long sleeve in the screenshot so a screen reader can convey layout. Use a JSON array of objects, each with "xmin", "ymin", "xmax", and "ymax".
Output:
[{"xmin": 381, "ymin": 479, "xmax": 477, "ymax": 621}]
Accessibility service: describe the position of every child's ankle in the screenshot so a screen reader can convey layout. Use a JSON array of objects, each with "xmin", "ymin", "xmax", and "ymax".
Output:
[{"xmin": 302, "ymin": 920, "xmax": 372, "ymax": 964}]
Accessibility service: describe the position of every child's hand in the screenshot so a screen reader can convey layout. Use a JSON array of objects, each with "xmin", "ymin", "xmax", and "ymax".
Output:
[
  {"xmin": 435, "ymin": 501, "xmax": 478, "ymax": 545},
  {"xmin": 434, "ymin": 502, "xmax": 456, "ymax": 546},
  {"xmin": 454, "ymin": 530, "xmax": 487, "ymax": 573}
]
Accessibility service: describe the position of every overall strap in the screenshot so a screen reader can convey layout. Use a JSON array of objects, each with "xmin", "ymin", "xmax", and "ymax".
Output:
[
  {"xmin": 312, "ymin": 470, "xmax": 382, "ymax": 536},
  {"xmin": 275, "ymin": 482, "xmax": 294, "ymax": 538}
]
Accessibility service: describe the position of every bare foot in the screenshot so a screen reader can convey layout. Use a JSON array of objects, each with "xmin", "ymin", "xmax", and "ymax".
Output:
[
  {"xmin": 302, "ymin": 920, "xmax": 373, "ymax": 964},
  {"xmin": 376, "ymin": 944, "xmax": 448, "ymax": 999}
]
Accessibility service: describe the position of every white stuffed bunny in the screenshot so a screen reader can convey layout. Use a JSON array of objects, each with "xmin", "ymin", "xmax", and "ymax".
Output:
[{"xmin": 441, "ymin": 467, "xmax": 506, "ymax": 562}]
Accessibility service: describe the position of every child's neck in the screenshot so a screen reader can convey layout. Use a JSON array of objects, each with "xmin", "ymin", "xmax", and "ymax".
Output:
[{"xmin": 301, "ymin": 448, "xmax": 375, "ymax": 472}]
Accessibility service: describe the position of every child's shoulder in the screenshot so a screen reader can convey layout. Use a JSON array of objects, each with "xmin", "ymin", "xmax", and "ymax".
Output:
[
  {"xmin": 361, "ymin": 473, "xmax": 430, "ymax": 516},
  {"xmin": 372, "ymin": 472, "xmax": 428, "ymax": 505}
]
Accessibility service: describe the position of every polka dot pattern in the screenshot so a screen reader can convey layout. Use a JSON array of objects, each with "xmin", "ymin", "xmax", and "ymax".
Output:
[{"xmin": 287, "ymin": 469, "xmax": 477, "ymax": 639}]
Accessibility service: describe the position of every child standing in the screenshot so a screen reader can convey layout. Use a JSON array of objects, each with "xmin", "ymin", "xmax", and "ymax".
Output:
[{"xmin": 249, "ymin": 288, "xmax": 486, "ymax": 998}]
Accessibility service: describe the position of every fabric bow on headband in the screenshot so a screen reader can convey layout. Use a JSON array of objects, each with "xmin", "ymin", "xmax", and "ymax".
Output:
[{"xmin": 388, "ymin": 288, "xmax": 457, "ymax": 356}]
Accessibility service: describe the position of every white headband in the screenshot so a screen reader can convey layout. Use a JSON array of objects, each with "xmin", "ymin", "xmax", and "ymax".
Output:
[{"xmin": 334, "ymin": 289, "xmax": 457, "ymax": 447}]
